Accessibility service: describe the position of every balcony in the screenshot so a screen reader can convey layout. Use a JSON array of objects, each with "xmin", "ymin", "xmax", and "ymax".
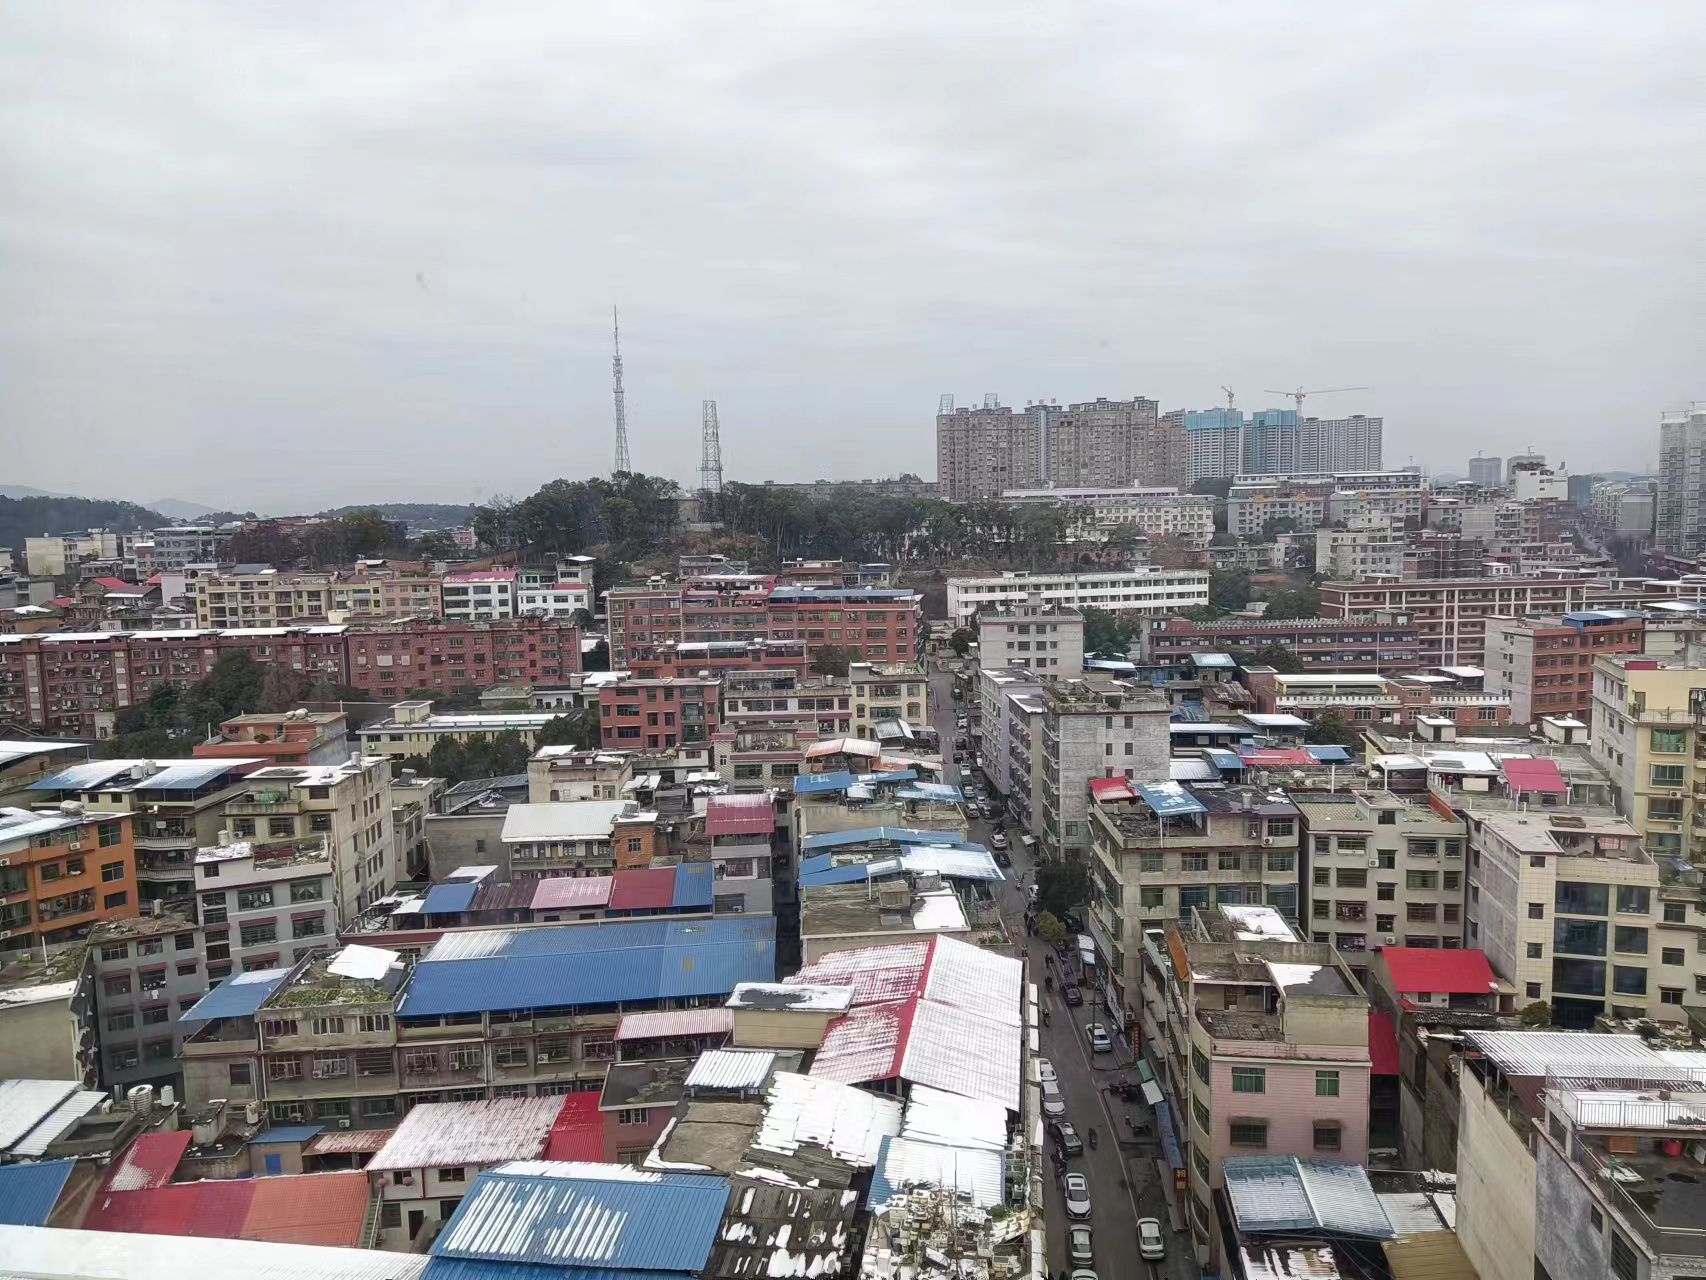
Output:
[
  {"xmin": 225, "ymin": 798, "xmax": 303, "ymax": 816},
  {"xmin": 1564, "ymin": 1133, "xmax": 1706, "ymax": 1258}
]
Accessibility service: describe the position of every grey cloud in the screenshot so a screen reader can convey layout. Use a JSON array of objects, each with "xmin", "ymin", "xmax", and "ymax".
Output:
[{"xmin": 1, "ymin": 1, "xmax": 1703, "ymax": 511}]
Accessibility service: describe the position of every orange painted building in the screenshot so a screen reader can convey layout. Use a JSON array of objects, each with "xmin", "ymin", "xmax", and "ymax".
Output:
[{"xmin": 0, "ymin": 808, "xmax": 137, "ymax": 952}]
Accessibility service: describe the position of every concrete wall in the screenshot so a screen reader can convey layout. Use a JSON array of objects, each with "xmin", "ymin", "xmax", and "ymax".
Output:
[
  {"xmin": 1534, "ymin": 1136, "xmax": 1614, "ymax": 1280},
  {"xmin": 425, "ymin": 813, "xmax": 510, "ymax": 880},
  {"xmin": 0, "ymin": 1000, "xmax": 82, "ymax": 1079},
  {"xmin": 1455, "ymin": 1072, "xmax": 1536, "ymax": 1280}
]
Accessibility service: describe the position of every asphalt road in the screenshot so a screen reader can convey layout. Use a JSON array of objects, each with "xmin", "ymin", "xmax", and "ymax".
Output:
[{"xmin": 928, "ymin": 665, "xmax": 1198, "ymax": 1280}]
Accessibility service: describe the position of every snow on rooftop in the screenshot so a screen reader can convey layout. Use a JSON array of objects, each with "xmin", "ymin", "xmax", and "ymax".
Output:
[
  {"xmin": 748, "ymin": 1072, "xmax": 902, "ymax": 1170},
  {"xmin": 327, "ymin": 944, "xmax": 400, "ymax": 982},
  {"xmin": 364, "ymin": 1096, "xmax": 564, "ymax": 1171},
  {"xmin": 1220, "ymin": 904, "xmax": 1298, "ymax": 942}
]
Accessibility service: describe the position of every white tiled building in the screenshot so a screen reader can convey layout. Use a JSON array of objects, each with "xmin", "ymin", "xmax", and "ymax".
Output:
[
  {"xmin": 946, "ymin": 568, "xmax": 1208, "ymax": 626},
  {"xmin": 194, "ymin": 834, "xmax": 336, "ymax": 981}
]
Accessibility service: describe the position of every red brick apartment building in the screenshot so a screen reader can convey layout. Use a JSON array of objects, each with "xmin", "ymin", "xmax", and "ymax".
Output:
[
  {"xmin": 598, "ymin": 675, "xmax": 722, "ymax": 750},
  {"xmin": 605, "ymin": 578, "xmax": 922, "ymax": 670},
  {"xmin": 1483, "ymin": 611, "xmax": 1645, "ymax": 725},
  {"xmin": 1148, "ymin": 614, "xmax": 1422, "ymax": 672},
  {"xmin": 0, "ymin": 618, "xmax": 579, "ymax": 738}
]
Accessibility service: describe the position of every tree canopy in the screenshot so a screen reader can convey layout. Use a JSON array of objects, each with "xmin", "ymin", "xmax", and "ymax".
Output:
[
  {"xmin": 395, "ymin": 731, "xmax": 533, "ymax": 784},
  {"xmin": 102, "ymin": 652, "xmax": 351, "ymax": 757},
  {"xmin": 1036, "ymin": 861, "xmax": 1092, "ymax": 919},
  {"xmin": 1081, "ymin": 606, "xmax": 1142, "ymax": 657},
  {"xmin": 227, "ymin": 508, "xmax": 407, "ymax": 566},
  {"xmin": 472, "ymin": 474, "xmax": 682, "ymax": 555},
  {"xmin": 1305, "ymin": 712, "xmax": 1363, "ymax": 750},
  {"xmin": 1, "ymin": 497, "xmax": 166, "ymax": 572}
]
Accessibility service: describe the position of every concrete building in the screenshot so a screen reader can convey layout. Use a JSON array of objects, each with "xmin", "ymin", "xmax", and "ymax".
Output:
[
  {"xmin": 1240, "ymin": 409, "xmax": 1301, "ymax": 475},
  {"xmin": 1139, "ymin": 910, "xmax": 1371, "ymax": 1267},
  {"xmin": 193, "ymin": 709, "xmax": 352, "ymax": 767},
  {"xmin": 1182, "ymin": 408, "xmax": 1246, "ymax": 483},
  {"xmin": 597, "ymin": 674, "xmax": 722, "ymax": 751},
  {"xmin": 343, "ymin": 617, "xmax": 581, "ymax": 700},
  {"xmin": 1089, "ymin": 781, "xmax": 1302, "ymax": 1019},
  {"xmin": 1295, "ymin": 791, "xmax": 1470, "ymax": 973},
  {"xmin": 1038, "ymin": 676, "xmax": 1170, "ymax": 862},
  {"xmin": 1589, "ymin": 656, "xmax": 1706, "ymax": 862},
  {"xmin": 515, "ymin": 557, "xmax": 594, "ymax": 618},
  {"xmin": 1468, "ymin": 455, "xmax": 1503, "ymax": 488},
  {"xmin": 194, "ymin": 834, "xmax": 336, "ymax": 980},
  {"xmin": 192, "ymin": 565, "xmax": 441, "ymax": 627},
  {"xmin": 1484, "ymin": 612, "xmax": 1645, "ymax": 726},
  {"xmin": 934, "ymin": 402, "xmax": 1044, "ymax": 501},
  {"xmin": 977, "ymin": 666, "xmax": 1042, "ymax": 811},
  {"xmin": 1044, "ymin": 397, "xmax": 1162, "ymax": 488},
  {"xmin": 0, "ymin": 804, "xmax": 138, "ymax": 955},
  {"xmin": 945, "ymin": 567, "xmax": 1208, "ymax": 626},
  {"xmin": 1000, "ymin": 486, "xmax": 1213, "ymax": 548},
  {"xmin": 1226, "ymin": 471, "xmax": 1424, "ymax": 537},
  {"xmin": 442, "ymin": 569, "xmax": 518, "ymax": 621},
  {"xmin": 1146, "ymin": 614, "xmax": 1423, "ymax": 673},
  {"xmin": 0, "ymin": 943, "xmax": 98, "ymax": 1083},
  {"xmin": 149, "ymin": 525, "xmax": 237, "ymax": 570},
  {"xmin": 525, "ymin": 748, "xmax": 634, "ymax": 803},
  {"xmin": 358, "ymin": 701, "xmax": 564, "ymax": 759},
  {"xmin": 23, "ymin": 529, "xmax": 126, "ymax": 578},
  {"xmin": 90, "ymin": 909, "xmax": 204, "ymax": 1093},
  {"xmin": 703, "ymin": 792, "xmax": 776, "ymax": 916},
  {"xmin": 718, "ymin": 668, "xmax": 851, "ymax": 740},
  {"xmin": 1655, "ymin": 407, "xmax": 1706, "ymax": 556},
  {"xmin": 496, "ymin": 799, "xmax": 660, "ymax": 881},
  {"xmin": 974, "ymin": 606, "xmax": 1085, "ymax": 673},
  {"xmin": 1509, "ymin": 460, "xmax": 1569, "ymax": 502},
  {"xmin": 847, "ymin": 662, "xmax": 926, "ymax": 740},
  {"xmin": 1243, "ymin": 670, "xmax": 1511, "ymax": 731},
  {"xmin": 1314, "ymin": 516, "xmax": 1405, "ymax": 580}
]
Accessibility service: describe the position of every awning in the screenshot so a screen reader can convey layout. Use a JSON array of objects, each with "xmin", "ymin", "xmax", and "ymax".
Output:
[
  {"xmin": 1088, "ymin": 777, "xmax": 1137, "ymax": 801},
  {"xmin": 1500, "ymin": 756, "xmax": 1567, "ymax": 795},
  {"xmin": 1135, "ymin": 781, "xmax": 1205, "ymax": 818},
  {"xmin": 1141, "ymin": 1081, "xmax": 1164, "ymax": 1107}
]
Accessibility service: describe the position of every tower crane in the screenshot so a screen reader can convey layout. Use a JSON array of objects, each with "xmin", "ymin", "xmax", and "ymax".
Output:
[
  {"xmin": 1220, "ymin": 385, "xmax": 1236, "ymax": 411},
  {"xmin": 1262, "ymin": 385, "xmax": 1368, "ymax": 414}
]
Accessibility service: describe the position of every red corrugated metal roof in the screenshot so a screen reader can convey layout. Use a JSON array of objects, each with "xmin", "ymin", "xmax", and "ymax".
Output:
[
  {"xmin": 1238, "ymin": 748, "xmax": 1315, "ymax": 766},
  {"xmin": 609, "ymin": 867, "xmax": 676, "ymax": 910},
  {"xmin": 544, "ymin": 1092, "xmax": 605, "ymax": 1162},
  {"xmin": 84, "ymin": 1180, "xmax": 253, "ymax": 1239},
  {"xmin": 101, "ymin": 1131, "xmax": 191, "ymax": 1193},
  {"xmin": 89, "ymin": 577, "xmax": 132, "ymax": 592},
  {"xmin": 705, "ymin": 794, "xmax": 776, "ymax": 837},
  {"xmin": 1368, "ymin": 1011, "xmax": 1400, "ymax": 1076},
  {"xmin": 1500, "ymin": 756, "xmax": 1567, "ymax": 795},
  {"xmin": 1088, "ymin": 777, "xmax": 1137, "ymax": 801},
  {"xmin": 615, "ymin": 1007, "xmax": 734, "ymax": 1041},
  {"xmin": 240, "ymin": 1171, "xmax": 370, "ymax": 1247},
  {"xmin": 1380, "ymin": 947, "xmax": 1497, "ymax": 995}
]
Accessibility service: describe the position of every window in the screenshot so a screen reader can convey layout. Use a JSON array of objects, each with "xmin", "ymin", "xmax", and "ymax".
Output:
[
  {"xmin": 1609, "ymin": 1231, "xmax": 1638, "ymax": 1280},
  {"xmin": 380, "ymin": 1203, "xmax": 402, "ymax": 1230},
  {"xmin": 1228, "ymin": 1118, "xmax": 1268, "ymax": 1148},
  {"xmin": 495, "ymin": 1043, "xmax": 530, "ymax": 1068},
  {"xmin": 439, "ymin": 1166, "xmax": 467, "ymax": 1183},
  {"xmin": 1337, "ymin": 868, "xmax": 1366, "ymax": 889},
  {"xmin": 1140, "ymin": 886, "xmax": 1164, "ymax": 909},
  {"xmin": 1266, "ymin": 852, "xmax": 1294, "ymax": 873},
  {"xmin": 1661, "ymin": 987, "xmax": 1685, "ymax": 1005},
  {"xmin": 1312, "ymin": 1122, "xmax": 1342, "ymax": 1152},
  {"xmin": 1182, "ymin": 853, "xmax": 1209, "ymax": 873},
  {"xmin": 450, "ymin": 1046, "xmax": 482, "ymax": 1072},
  {"xmin": 1527, "ymin": 942, "xmax": 1544, "ymax": 959},
  {"xmin": 1650, "ymin": 727, "xmax": 1688, "ymax": 754},
  {"xmin": 1554, "ymin": 919, "xmax": 1606, "ymax": 956},
  {"xmin": 1612, "ymin": 966, "xmax": 1647, "ymax": 996},
  {"xmin": 1405, "ymin": 871, "xmax": 1437, "ymax": 890},
  {"xmin": 104, "ymin": 891, "xmax": 128, "ymax": 909},
  {"xmin": 1231, "ymin": 1067, "xmax": 1266, "ymax": 1094},
  {"xmin": 240, "ymin": 921, "xmax": 277, "ymax": 947},
  {"xmin": 292, "ymin": 915, "xmax": 326, "ymax": 939},
  {"xmin": 268, "ymin": 1057, "xmax": 303, "ymax": 1080},
  {"xmin": 100, "ymin": 943, "xmax": 129, "ymax": 962},
  {"xmin": 1192, "ymin": 1098, "xmax": 1211, "ymax": 1135},
  {"xmin": 103, "ymin": 974, "xmax": 131, "ymax": 997},
  {"xmin": 311, "ymin": 1016, "xmax": 345, "ymax": 1035},
  {"xmin": 1650, "ymin": 763, "xmax": 1685, "ymax": 788},
  {"xmin": 101, "ymin": 861, "xmax": 125, "ymax": 882},
  {"xmin": 290, "ymin": 881, "xmax": 324, "ymax": 903},
  {"xmin": 106, "ymin": 1011, "xmax": 134, "ymax": 1032},
  {"xmin": 1377, "ymin": 883, "xmax": 1396, "ymax": 900},
  {"xmin": 617, "ymin": 1108, "xmax": 650, "ymax": 1126},
  {"xmin": 1614, "ymin": 886, "xmax": 1650, "ymax": 915},
  {"xmin": 1527, "ymin": 902, "xmax": 1545, "ymax": 920},
  {"xmin": 1219, "ymin": 852, "xmax": 1241, "ymax": 872},
  {"xmin": 1664, "ymin": 902, "xmax": 1687, "ymax": 924},
  {"xmin": 1555, "ymin": 882, "xmax": 1608, "ymax": 916},
  {"xmin": 311, "ymin": 1053, "xmax": 349, "ymax": 1079},
  {"xmin": 358, "ymin": 1013, "xmax": 391, "ymax": 1033},
  {"xmin": 1316, "ymin": 1070, "xmax": 1340, "ymax": 1097},
  {"xmin": 1191, "ymin": 1047, "xmax": 1209, "ymax": 1085},
  {"xmin": 1588, "ymin": 1207, "xmax": 1603, "ymax": 1232},
  {"xmin": 229, "ymin": 1063, "xmax": 252, "ymax": 1086},
  {"xmin": 237, "ymin": 887, "xmax": 274, "ymax": 911},
  {"xmin": 1662, "ymin": 946, "xmax": 1686, "ymax": 965}
]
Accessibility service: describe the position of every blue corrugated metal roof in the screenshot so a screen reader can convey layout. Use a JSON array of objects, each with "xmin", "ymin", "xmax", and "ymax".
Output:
[
  {"xmin": 1190, "ymin": 652, "xmax": 1236, "ymax": 668},
  {"xmin": 858, "ymin": 769, "xmax": 917, "ymax": 784},
  {"xmin": 896, "ymin": 782, "xmax": 962, "ymax": 803},
  {"xmin": 672, "ymin": 862, "xmax": 713, "ymax": 909},
  {"xmin": 135, "ymin": 761, "xmax": 248, "ymax": 791},
  {"xmin": 251, "ymin": 1125, "xmax": 323, "ymax": 1145},
  {"xmin": 398, "ymin": 918, "xmax": 776, "ymax": 1017},
  {"xmin": 423, "ymin": 1262, "xmax": 677, "ymax": 1280},
  {"xmin": 1135, "ymin": 782, "xmax": 1206, "ymax": 818},
  {"xmin": 1204, "ymin": 748, "xmax": 1245, "ymax": 771},
  {"xmin": 0, "ymin": 1159, "xmax": 75, "ymax": 1225},
  {"xmin": 28, "ymin": 761, "xmax": 140, "ymax": 791},
  {"xmin": 422, "ymin": 882, "xmax": 479, "ymax": 915},
  {"xmin": 792, "ymin": 770, "xmax": 857, "ymax": 795},
  {"xmin": 799, "ymin": 826, "xmax": 979, "ymax": 852},
  {"xmin": 1222, "ymin": 1156, "xmax": 1394, "ymax": 1238},
  {"xmin": 177, "ymin": 966, "xmax": 292, "ymax": 1024},
  {"xmin": 432, "ymin": 1165, "xmax": 729, "ymax": 1271},
  {"xmin": 1306, "ymin": 745, "xmax": 1351, "ymax": 763}
]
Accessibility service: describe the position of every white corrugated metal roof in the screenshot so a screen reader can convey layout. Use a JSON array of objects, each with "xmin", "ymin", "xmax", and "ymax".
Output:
[
  {"xmin": 686, "ymin": 1049, "xmax": 777, "ymax": 1093},
  {"xmin": 327, "ymin": 944, "xmax": 400, "ymax": 981},
  {"xmin": 1465, "ymin": 1031, "xmax": 1696, "ymax": 1080},
  {"xmin": 748, "ymin": 1071, "xmax": 902, "ymax": 1170},
  {"xmin": 868, "ymin": 1135, "xmax": 1003, "ymax": 1209},
  {"xmin": 900, "ymin": 1000, "xmax": 1022, "ymax": 1113},
  {"xmin": 7, "ymin": 1088, "xmax": 106, "ymax": 1157},
  {"xmin": 501, "ymin": 800, "xmax": 631, "ymax": 842},
  {"xmin": 900, "ymin": 1085, "xmax": 1007, "ymax": 1152},
  {"xmin": 0, "ymin": 1225, "xmax": 429, "ymax": 1279},
  {"xmin": 365, "ymin": 1096, "xmax": 562, "ymax": 1171},
  {"xmin": 0, "ymin": 1080, "xmax": 79, "ymax": 1154}
]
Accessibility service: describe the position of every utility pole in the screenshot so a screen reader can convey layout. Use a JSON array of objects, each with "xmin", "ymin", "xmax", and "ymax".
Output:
[{"xmin": 611, "ymin": 307, "xmax": 630, "ymax": 476}]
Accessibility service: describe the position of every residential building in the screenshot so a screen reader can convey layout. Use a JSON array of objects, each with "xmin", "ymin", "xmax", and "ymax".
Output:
[
  {"xmin": 358, "ymin": 700, "xmax": 566, "ymax": 759},
  {"xmin": 149, "ymin": 525, "xmax": 237, "ymax": 570},
  {"xmin": 1141, "ymin": 910, "xmax": 1371, "ymax": 1266},
  {"xmin": 974, "ymin": 605, "xmax": 1085, "ymax": 673},
  {"xmin": 1454, "ymin": 1030, "xmax": 1701, "ymax": 1280},
  {"xmin": 1182, "ymin": 408, "xmax": 1245, "ymax": 483},
  {"xmin": 515, "ymin": 556, "xmax": 594, "ymax": 618},
  {"xmin": 1000, "ymin": 486, "xmax": 1213, "ymax": 547},
  {"xmin": 0, "ymin": 805, "xmax": 137, "ymax": 954},
  {"xmin": 1145, "ymin": 614, "xmax": 1423, "ymax": 672},
  {"xmin": 977, "ymin": 666, "xmax": 1042, "ymax": 809},
  {"xmin": 1038, "ymin": 676, "xmax": 1170, "ymax": 862},
  {"xmin": 1484, "ymin": 612, "xmax": 1645, "ymax": 726},
  {"xmin": 1295, "ymin": 792, "xmax": 1470, "ymax": 971},
  {"xmin": 343, "ymin": 617, "xmax": 581, "ymax": 700},
  {"xmin": 717, "ymin": 668, "xmax": 851, "ymax": 739},
  {"xmin": 442, "ymin": 569, "xmax": 518, "ymax": 621},
  {"xmin": 1241, "ymin": 408, "xmax": 1302, "ymax": 475},
  {"xmin": 935, "ymin": 401, "xmax": 1044, "ymax": 500},
  {"xmin": 1227, "ymin": 471, "xmax": 1423, "ymax": 537},
  {"xmin": 1242, "ymin": 670, "xmax": 1511, "ymax": 730},
  {"xmin": 945, "ymin": 567, "xmax": 1208, "ymax": 625},
  {"xmin": 1509, "ymin": 460, "xmax": 1569, "ymax": 502},
  {"xmin": 1088, "ymin": 782, "xmax": 1302, "ymax": 1018},
  {"xmin": 703, "ymin": 793, "xmax": 776, "ymax": 916},
  {"xmin": 1297, "ymin": 415, "xmax": 1383, "ymax": 472},
  {"xmin": 597, "ymin": 674, "xmax": 722, "ymax": 750},
  {"xmin": 25, "ymin": 757, "xmax": 267, "ymax": 909},
  {"xmin": 90, "ymin": 909, "xmax": 205, "ymax": 1093},
  {"xmin": 847, "ymin": 662, "xmax": 926, "ymax": 739},
  {"xmin": 23, "ymin": 529, "xmax": 127, "ymax": 578},
  {"xmin": 192, "ymin": 565, "xmax": 441, "ymax": 627},
  {"xmin": 1314, "ymin": 515, "xmax": 1405, "ymax": 580},
  {"xmin": 0, "ymin": 943, "xmax": 98, "ymax": 1083},
  {"xmin": 494, "ymin": 799, "xmax": 660, "ymax": 881},
  {"xmin": 221, "ymin": 757, "xmax": 396, "ymax": 919},
  {"xmin": 1468, "ymin": 455, "xmax": 1503, "ymax": 488},
  {"xmin": 1043, "ymin": 397, "xmax": 1164, "ymax": 488},
  {"xmin": 791, "ymin": 768, "xmax": 968, "ymax": 858},
  {"xmin": 1364, "ymin": 946, "xmax": 1503, "ymax": 1016},
  {"xmin": 1589, "ymin": 655, "xmax": 1706, "ymax": 862},
  {"xmin": 526, "ymin": 748, "xmax": 634, "ymax": 803},
  {"xmin": 759, "ymin": 586, "xmax": 923, "ymax": 665},
  {"xmin": 194, "ymin": 834, "xmax": 336, "ymax": 980},
  {"xmin": 1402, "ymin": 531, "xmax": 1489, "ymax": 580},
  {"xmin": 390, "ymin": 769, "xmax": 441, "ymax": 881},
  {"xmin": 192, "ymin": 709, "xmax": 352, "ymax": 766}
]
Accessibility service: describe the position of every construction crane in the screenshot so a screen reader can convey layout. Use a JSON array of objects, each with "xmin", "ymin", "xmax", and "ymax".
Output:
[
  {"xmin": 1262, "ymin": 385, "xmax": 1368, "ymax": 414},
  {"xmin": 1220, "ymin": 385, "xmax": 1237, "ymax": 412}
]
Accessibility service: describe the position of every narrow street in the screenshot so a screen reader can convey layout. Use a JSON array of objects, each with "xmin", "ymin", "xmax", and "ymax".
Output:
[{"xmin": 927, "ymin": 666, "xmax": 1199, "ymax": 1280}]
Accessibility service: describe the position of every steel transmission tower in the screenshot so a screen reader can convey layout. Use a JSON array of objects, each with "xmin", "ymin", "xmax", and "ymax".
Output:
[
  {"xmin": 611, "ymin": 307, "xmax": 631, "ymax": 475},
  {"xmin": 699, "ymin": 400, "xmax": 723, "ymax": 495}
]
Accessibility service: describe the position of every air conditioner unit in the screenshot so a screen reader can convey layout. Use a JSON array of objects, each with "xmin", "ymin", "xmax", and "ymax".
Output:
[
  {"xmin": 337, "ymin": 1118, "xmax": 352, "ymax": 1129},
  {"xmin": 1368, "ymin": 858, "xmax": 1380, "ymax": 867},
  {"xmin": 1383, "ymin": 935, "xmax": 1397, "ymax": 946}
]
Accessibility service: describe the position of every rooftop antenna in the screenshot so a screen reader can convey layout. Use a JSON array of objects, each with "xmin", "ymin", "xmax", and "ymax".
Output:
[
  {"xmin": 699, "ymin": 400, "xmax": 723, "ymax": 496},
  {"xmin": 983, "ymin": 392, "xmax": 999, "ymax": 409},
  {"xmin": 611, "ymin": 307, "xmax": 630, "ymax": 476},
  {"xmin": 938, "ymin": 394, "xmax": 955, "ymax": 414},
  {"xmin": 1261, "ymin": 385, "xmax": 1369, "ymax": 414}
]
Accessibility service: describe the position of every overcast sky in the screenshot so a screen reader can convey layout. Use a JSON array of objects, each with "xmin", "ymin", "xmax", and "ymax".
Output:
[{"xmin": 3, "ymin": 3, "xmax": 1703, "ymax": 513}]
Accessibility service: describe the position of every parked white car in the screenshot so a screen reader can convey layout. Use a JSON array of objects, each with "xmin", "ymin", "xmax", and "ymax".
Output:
[
  {"xmin": 1085, "ymin": 1023, "xmax": 1113, "ymax": 1053},
  {"xmin": 1063, "ymin": 1172, "xmax": 1091, "ymax": 1219},
  {"xmin": 1041, "ymin": 1080, "xmax": 1066, "ymax": 1118},
  {"xmin": 1036, "ymin": 1057, "xmax": 1057, "ymax": 1085},
  {"xmin": 1137, "ymin": 1218, "xmax": 1165, "ymax": 1261}
]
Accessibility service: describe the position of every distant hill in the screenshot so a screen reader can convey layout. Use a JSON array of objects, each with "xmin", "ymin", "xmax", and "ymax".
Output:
[
  {"xmin": 0, "ymin": 484, "xmax": 74, "ymax": 500},
  {"xmin": 0, "ymin": 496, "xmax": 167, "ymax": 564},
  {"xmin": 151, "ymin": 497, "xmax": 219, "ymax": 520},
  {"xmin": 318, "ymin": 502, "xmax": 476, "ymax": 529}
]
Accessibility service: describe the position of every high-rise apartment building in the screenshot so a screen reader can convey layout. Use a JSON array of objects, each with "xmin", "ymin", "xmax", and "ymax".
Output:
[
  {"xmin": 1242, "ymin": 409, "xmax": 1301, "ymax": 474},
  {"xmin": 1468, "ymin": 455, "xmax": 1503, "ymax": 488},
  {"xmin": 1183, "ymin": 408, "xmax": 1245, "ymax": 483},
  {"xmin": 1655, "ymin": 407, "xmax": 1706, "ymax": 556},
  {"xmin": 934, "ymin": 403, "xmax": 1044, "ymax": 501},
  {"xmin": 1046, "ymin": 397, "xmax": 1161, "ymax": 488},
  {"xmin": 1297, "ymin": 415, "xmax": 1383, "ymax": 472},
  {"xmin": 1038, "ymin": 676, "xmax": 1170, "ymax": 862}
]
